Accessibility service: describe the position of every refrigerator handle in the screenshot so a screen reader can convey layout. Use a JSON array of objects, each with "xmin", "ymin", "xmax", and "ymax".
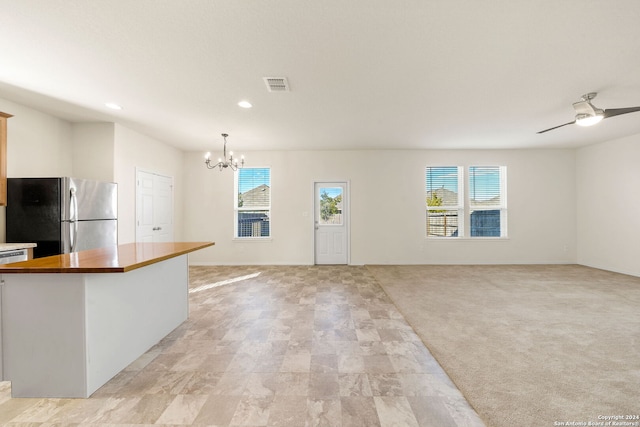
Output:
[
  {"xmin": 70, "ymin": 187, "xmax": 78, "ymax": 221},
  {"xmin": 70, "ymin": 220, "xmax": 78, "ymax": 253},
  {"xmin": 69, "ymin": 187, "xmax": 78, "ymax": 252}
]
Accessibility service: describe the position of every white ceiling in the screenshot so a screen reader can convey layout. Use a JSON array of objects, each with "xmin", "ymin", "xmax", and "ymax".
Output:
[{"xmin": 2, "ymin": 0, "xmax": 640, "ymax": 152}]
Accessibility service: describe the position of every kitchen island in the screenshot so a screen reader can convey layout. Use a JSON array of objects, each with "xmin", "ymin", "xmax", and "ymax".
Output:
[{"xmin": 0, "ymin": 241, "xmax": 214, "ymax": 398}]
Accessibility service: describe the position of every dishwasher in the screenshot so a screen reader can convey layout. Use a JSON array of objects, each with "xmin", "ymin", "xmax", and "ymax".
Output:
[{"xmin": 0, "ymin": 249, "xmax": 28, "ymax": 264}]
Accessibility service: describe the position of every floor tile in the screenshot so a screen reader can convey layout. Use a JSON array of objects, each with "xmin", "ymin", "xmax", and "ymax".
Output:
[
  {"xmin": 341, "ymin": 396, "xmax": 380, "ymax": 427},
  {"xmin": 155, "ymin": 394, "xmax": 208, "ymax": 425},
  {"xmin": 374, "ymin": 396, "xmax": 419, "ymax": 427}
]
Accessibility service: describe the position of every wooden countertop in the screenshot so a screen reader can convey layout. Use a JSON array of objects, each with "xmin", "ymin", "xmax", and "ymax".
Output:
[{"xmin": 0, "ymin": 242, "xmax": 214, "ymax": 274}]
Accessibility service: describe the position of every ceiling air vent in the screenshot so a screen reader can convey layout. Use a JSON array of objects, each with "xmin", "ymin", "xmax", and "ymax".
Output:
[{"xmin": 263, "ymin": 77, "xmax": 290, "ymax": 92}]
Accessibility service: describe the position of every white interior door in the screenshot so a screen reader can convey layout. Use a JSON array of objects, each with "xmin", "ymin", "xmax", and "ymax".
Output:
[
  {"xmin": 136, "ymin": 170, "xmax": 174, "ymax": 243},
  {"xmin": 314, "ymin": 182, "xmax": 348, "ymax": 264},
  {"xmin": 154, "ymin": 175, "xmax": 174, "ymax": 242}
]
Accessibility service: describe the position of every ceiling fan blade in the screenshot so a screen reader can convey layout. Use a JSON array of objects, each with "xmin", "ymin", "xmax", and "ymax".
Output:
[
  {"xmin": 537, "ymin": 120, "xmax": 576, "ymax": 134},
  {"xmin": 603, "ymin": 106, "xmax": 640, "ymax": 119}
]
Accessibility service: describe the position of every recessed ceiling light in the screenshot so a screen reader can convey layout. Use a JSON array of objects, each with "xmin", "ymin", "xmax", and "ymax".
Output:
[
  {"xmin": 238, "ymin": 101, "xmax": 252, "ymax": 108},
  {"xmin": 105, "ymin": 102, "xmax": 122, "ymax": 110}
]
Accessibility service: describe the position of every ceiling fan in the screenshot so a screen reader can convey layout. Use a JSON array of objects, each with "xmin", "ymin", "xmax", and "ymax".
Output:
[{"xmin": 537, "ymin": 92, "xmax": 640, "ymax": 134}]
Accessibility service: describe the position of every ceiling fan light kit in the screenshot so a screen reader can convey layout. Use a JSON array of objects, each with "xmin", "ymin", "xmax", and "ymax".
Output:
[
  {"xmin": 572, "ymin": 93, "xmax": 604, "ymax": 126},
  {"xmin": 575, "ymin": 113, "xmax": 603, "ymax": 127},
  {"xmin": 537, "ymin": 92, "xmax": 640, "ymax": 134}
]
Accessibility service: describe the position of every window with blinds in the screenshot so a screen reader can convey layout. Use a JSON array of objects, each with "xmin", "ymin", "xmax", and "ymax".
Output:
[
  {"xmin": 469, "ymin": 166, "xmax": 507, "ymax": 237},
  {"xmin": 234, "ymin": 167, "xmax": 271, "ymax": 238},
  {"xmin": 425, "ymin": 165, "xmax": 507, "ymax": 238},
  {"xmin": 426, "ymin": 166, "xmax": 463, "ymax": 237}
]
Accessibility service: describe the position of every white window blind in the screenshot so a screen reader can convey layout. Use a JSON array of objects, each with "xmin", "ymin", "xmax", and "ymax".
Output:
[
  {"xmin": 425, "ymin": 166, "xmax": 463, "ymax": 237},
  {"xmin": 468, "ymin": 166, "xmax": 506, "ymax": 237},
  {"xmin": 235, "ymin": 167, "xmax": 271, "ymax": 238},
  {"xmin": 469, "ymin": 166, "xmax": 502, "ymax": 208}
]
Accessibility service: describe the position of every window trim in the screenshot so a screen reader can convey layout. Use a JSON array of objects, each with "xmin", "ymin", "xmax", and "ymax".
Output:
[
  {"xmin": 234, "ymin": 166, "xmax": 272, "ymax": 240},
  {"xmin": 426, "ymin": 166, "xmax": 464, "ymax": 238},
  {"xmin": 468, "ymin": 165, "xmax": 507, "ymax": 238},
  {"xmin": 425, "ymin": 165, "xmax": 507, "ymax": 239}
]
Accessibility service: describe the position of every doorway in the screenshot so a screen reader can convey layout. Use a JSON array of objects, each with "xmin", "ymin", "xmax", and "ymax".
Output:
[
  {"xmin": 314, "ymin": 182, "xmax": 349, "ymax": 264},
  {"xmin": 136, "ymin": 169, "xmax": 174, "ymax": 242}
]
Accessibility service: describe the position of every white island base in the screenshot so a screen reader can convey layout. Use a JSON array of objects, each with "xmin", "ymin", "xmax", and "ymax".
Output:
[{"xmin": 2, "ymin": 255, "xmax": 188, "ymax": 398}]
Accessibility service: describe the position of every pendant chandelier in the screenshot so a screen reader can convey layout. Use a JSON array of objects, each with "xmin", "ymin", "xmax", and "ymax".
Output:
[{"xmin": 204, "ymin": 133, "xmax": 244, "ymax": 171}]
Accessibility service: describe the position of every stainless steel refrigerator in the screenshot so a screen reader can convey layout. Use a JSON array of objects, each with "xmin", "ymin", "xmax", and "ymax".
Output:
[{"xmin": 6, "ymin": 177, "xmax": 118, "ymax": 258}]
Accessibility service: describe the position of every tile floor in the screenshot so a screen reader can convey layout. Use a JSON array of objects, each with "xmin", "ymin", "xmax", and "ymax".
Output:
[{"xmin": 0, "ymin": 265, "xmax": 485, "ymax": 426}]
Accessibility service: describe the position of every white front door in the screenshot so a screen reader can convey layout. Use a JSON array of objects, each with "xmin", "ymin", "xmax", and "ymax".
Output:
[
  {"xmin": 136, "ymin": 170, "xmax": 174, "ymax": 243},
  {"xmin": 314, "ymin": 182, "xmax": 348, "ymax": 264}
]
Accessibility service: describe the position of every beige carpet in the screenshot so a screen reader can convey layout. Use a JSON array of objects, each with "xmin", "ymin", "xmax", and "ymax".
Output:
[{"xmin": 367, "ymin": 264, "xmax": 640, "ymax": 427}]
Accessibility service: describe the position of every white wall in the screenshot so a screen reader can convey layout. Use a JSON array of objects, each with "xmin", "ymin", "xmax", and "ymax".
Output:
[
  {"xmin": 184, "ymin": 148, "xmax": 577, "ymax": 265},
  {"xmin": 0, "ymin": 98, "xmax": 73, "ymax": 177},
  {"xmin": 15, "ymin": 95, "xmax": 640, "ymax": 273},
  {"xmin": 71, "ymin": 122, "xmax": 115, "ymax": 182},
  {"xmin": 576, "ymin": 134, "xmax": 640, "ymax": 277},
  {"xmin": 114, "ymin": 124, "xmax": 184, "ymax": 244}
]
